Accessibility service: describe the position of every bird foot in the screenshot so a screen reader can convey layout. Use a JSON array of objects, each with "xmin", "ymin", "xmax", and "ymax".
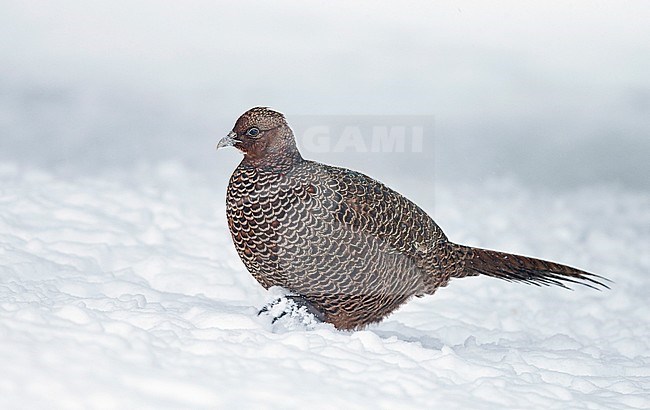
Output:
[{"xmin": 258, "ymin": 295, "xmax": 325, "ymax": 327}]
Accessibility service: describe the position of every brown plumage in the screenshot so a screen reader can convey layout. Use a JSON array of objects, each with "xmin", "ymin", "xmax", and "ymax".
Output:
[{"xmin": 217, "ymin": 107, "xmax": 608, "ymax": 330}]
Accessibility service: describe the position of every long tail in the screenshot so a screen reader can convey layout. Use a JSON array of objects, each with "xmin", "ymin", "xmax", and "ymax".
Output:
[{"xmin": 454, "ymin": 244, "xmax": 610, "ymax": 290}]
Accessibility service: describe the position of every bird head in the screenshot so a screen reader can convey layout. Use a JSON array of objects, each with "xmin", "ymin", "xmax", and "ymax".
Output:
[{"xmin": 217, "ymin": 107, "xmax": 301, "ymax": 167}]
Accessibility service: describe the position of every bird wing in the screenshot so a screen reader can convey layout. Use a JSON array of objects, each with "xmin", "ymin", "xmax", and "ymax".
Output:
[{"xmin": 315, "ymin": 163, "xmax": 448, "ymax": 263}]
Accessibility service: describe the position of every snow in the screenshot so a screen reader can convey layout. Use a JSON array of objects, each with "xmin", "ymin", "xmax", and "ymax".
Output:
[
  {"xmin": 2, "ymin": 1, "xmax": 650, "ymax": 407},
  {"xmin": 1, "ymin": 162, "xmax": 649, "ymax": 409}
]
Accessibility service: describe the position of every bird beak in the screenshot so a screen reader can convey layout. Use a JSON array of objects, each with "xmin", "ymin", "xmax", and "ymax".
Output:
[{"xmin": 216, "ymin": 131, "xmax": 239, "ymax": 150}]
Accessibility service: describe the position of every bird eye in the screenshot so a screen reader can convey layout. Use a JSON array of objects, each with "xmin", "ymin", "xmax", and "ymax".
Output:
[{"xmin": 246, "ymin": 127, "xmax": 260, "ymax": 137}]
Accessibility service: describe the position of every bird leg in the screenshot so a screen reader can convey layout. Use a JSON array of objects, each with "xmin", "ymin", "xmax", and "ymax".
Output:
[{"xmin": 258, "ymin": 294, "xmax": 325, "ymax": 324}]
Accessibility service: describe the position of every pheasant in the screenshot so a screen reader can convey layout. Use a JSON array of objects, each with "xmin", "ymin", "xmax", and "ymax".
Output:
[{"xmin": 217, "ymin": 107, "xmax": 607, "ymax": 330}]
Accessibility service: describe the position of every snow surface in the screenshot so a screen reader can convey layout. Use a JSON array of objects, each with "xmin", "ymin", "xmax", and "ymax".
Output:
[
  {"xmin": 2, "ymin": 1, "xmax": 649, "ymax": 408},
  {"xmin": 1, "ymin": 161, "xmax": 649, "ymax": 409}
]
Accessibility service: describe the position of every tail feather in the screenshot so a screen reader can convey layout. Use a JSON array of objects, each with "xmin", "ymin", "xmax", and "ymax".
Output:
[{"xmin": 455, "ymin": 244, "xmax": 610, "ymax": 290}]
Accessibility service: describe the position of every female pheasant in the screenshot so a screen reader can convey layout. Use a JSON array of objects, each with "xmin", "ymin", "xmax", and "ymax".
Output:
[{"xmin": 217, "ymin": 107, "xmax": 607, "ymax": 330}]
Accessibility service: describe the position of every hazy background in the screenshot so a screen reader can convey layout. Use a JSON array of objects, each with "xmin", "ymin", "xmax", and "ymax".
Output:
[{"xmin": 1, "ymin": 0, "xmax": 649, "ymax": 193}]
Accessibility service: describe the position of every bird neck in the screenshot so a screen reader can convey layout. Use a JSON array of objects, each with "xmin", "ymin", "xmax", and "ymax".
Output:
[{"xmin": 242, "ymin": 146, "xmax": 304, "ymax": 172}]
